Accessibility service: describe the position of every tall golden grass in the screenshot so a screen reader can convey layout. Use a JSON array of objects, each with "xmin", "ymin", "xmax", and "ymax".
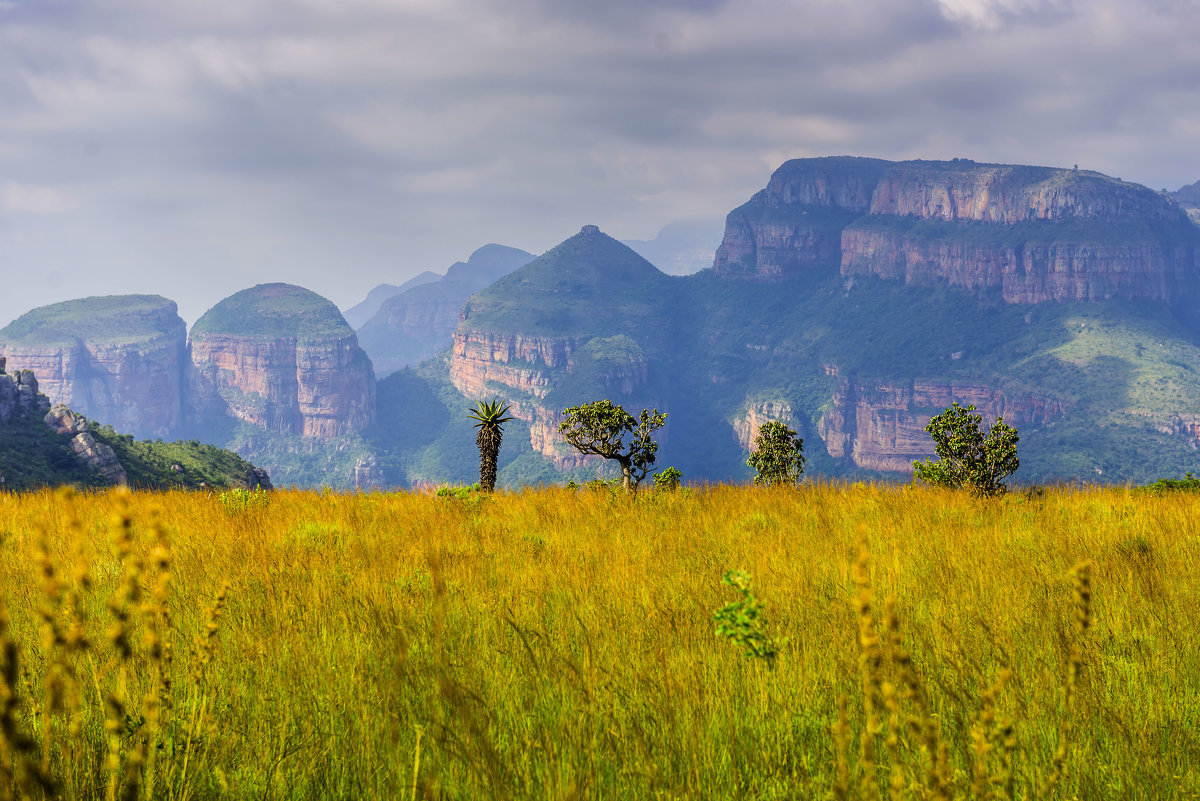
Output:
[{"xmin": 0, "ymin": 482, "xmax": 1196, "ymax": 799}]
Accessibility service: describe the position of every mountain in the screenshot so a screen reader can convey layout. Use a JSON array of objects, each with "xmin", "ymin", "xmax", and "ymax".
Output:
[
  {"xmin": 0, "ymin": 295, "xmax": 188, "ymax": 439},
  {"xmin": 8, "ymin": 156, "xmax": 1200, "ymax": 489},
  {"xmin": 381, "ymin": 158, "xmax": 1200, "ymax": 487},
  {"xmin": 356, "ymin": 244, "xmax": 535, "ymax": 376},
  {"xmin": 189, "ymin": 282, "xmax": 376, "ymax": 439},
  {"xmin": 621, "ymin": 218, "xmax": 725, "ymax": 275},
  {"xmin": 342, "ymin": 271, "xmax": 441, "ymax": 329}
]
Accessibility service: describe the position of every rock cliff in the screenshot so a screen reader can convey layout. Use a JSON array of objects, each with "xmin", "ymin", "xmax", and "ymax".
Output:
[
  {"xmin": 816, "ymin": 378, "xmax": 1066, "ymax": 472},
  {"xmin": 189, "ymin": 284, "xmax": 376, "ymax": 439},
  {"xmin": 714, "ymin": 157, "xmax": 1199, "ymax": 305},
  {"xmin": 0, "ymin": 296, "xmax": 188, "ymax": 438},
  {"xmin": 731, "ymin": 399, "xmax": 798, "ymax": 451}
]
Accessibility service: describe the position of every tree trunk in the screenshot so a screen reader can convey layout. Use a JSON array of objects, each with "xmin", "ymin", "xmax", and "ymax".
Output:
[{"xmin": 620, "ymin": 460, "xmax": 633, "ymax": 493}]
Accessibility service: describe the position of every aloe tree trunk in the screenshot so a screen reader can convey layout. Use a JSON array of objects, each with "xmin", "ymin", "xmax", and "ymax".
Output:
[{"xmin": 477, "ymin": 425, "xmax": 502, "ymax": 492}]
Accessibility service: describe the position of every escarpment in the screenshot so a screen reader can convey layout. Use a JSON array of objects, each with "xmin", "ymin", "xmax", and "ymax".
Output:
[
  {"xmin": 189, "ymin": 284, "xmax": 376, "ymax": 439},
  {"xmin": 0, "ymin": 296, "xmax": 188, "ymax": 439},
  {"xmin": 816, "ymin": 378, "xmax": 1066, "ymax": 472},
  {"xmin": 714, "ymin": 157, "xmax": 1200, "ymax": 305}
]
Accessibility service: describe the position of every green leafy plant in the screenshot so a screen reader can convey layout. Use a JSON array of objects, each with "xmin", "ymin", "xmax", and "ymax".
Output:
[
  {"xmin": 435, "ymin": 483, "xmax": 485, "ymax": 503},
  {"xmin": 467, "ymin": 398, "xmax": 515, "ymax": 492},
  {"xmin": 1147, "ymin": 472, "xmax": 1200, "ymax": 493},
  {"xmin": 558, "ymin": 400, "xmax": 667, "ymax": 493},
  {"xmin": 914, "ymin": 402, "xmax": 1019, "ymax": 497},
  {"xmin": 653, "ymin": 466, "xmax": 682, "ymax": 491},
  {"xmin": 746, "ymin": 421, "xmax": 806, "ymax": 486},
  {"xmin": 217, "ymin": 486, "xmax": 270, "ymax": 513},
  {"xmin": 713, "ymin": 570, "xmax": 783, "ymax": 666}
]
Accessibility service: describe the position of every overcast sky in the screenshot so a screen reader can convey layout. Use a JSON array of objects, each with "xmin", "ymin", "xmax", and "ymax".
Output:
[{"xmin": 2, "ymin": 0, "xmax": 1199, "ymax": 327}]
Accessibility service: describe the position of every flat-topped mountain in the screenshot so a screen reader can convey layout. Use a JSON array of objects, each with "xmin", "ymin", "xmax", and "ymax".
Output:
[
  {"xmin": 0, "ymin": 295, "xmax": 188, "ymax": 439},
  {"xmin": 357, "ymin": 244, "xmax": 535, "ymax": 376},
  {"xmin": 716, "ymin": 157, "xmax": 1199, "ymax": 306},
  {"xmin": 189, "ymin": 283, "xmax": 376, "ymax": 439}
]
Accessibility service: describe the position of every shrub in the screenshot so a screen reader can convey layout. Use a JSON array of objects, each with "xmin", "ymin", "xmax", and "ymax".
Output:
[
  {"xmin": 746, "ymin": 421, "xmax": 806, "ymax": 487},
  {"xmin": 914, "ymin": 402, "xmax": 1019, "ymax": 497}
]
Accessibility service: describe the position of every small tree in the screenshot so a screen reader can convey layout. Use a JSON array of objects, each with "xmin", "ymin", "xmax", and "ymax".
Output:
[
  {"xmin": 558, "ymin": 400, "xmax": 667, "ymax": 492},
  {"xmin": 914, "ymin": 402, "xmax": 1019, "ymax": 497},
  {"xmin": 747, "ymin": 421, "xmax": 806, "ymax": 486},
  {"xmin": 467, "ymin": 397, "xmax": 514, "ymax": 492}
]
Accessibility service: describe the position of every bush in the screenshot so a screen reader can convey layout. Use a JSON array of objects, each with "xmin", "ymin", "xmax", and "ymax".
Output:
[
  {"xmin": 914, "ymin": 402, "xmax": 1019, "ymax": 497},
  {"xmin": 747, "ymin": 421, "xmax": 805, "ymax": 487}
]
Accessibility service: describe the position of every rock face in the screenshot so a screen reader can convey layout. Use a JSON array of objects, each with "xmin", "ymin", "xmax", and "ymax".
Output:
[
  {"xmin": 714, "ymin": 157, "xmax": 1200, "ymax": 305},
  {"xmin": 0, "ymin": 368, "xmax": 50, "ymax": 423},
  {"xmin": 731, "ymin": 399, "xmax": 797, "ymax": 451},
  {"xmin": 357, "ymin": 244, "xmax": 535, "ymax": 376},
  {"xmin": 816, "ymin": 378, "xmax": 1065, "ymax": 472},
  {"xmin": 0, "ymin": 296, "xmax": 188, "ymax": 438},
  {"xmin": 189, "ymin": 284, "xmax": 376, "ymax": 439},
  {"xmin": 44, "ymin": 405, "xmax": 128, "ymax": 485}
]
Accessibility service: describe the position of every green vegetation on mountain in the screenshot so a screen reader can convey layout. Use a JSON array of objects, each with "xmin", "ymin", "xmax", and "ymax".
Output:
[
  {"xmin": 0, "ymin": 405, "xmax": 99, "ymax": 491},
  {"xmin": 190, "ymin": 283, "xmax": 353, "ymax": 340},
  {"xmin": 461, "ymin": 227, "xmax": 672, "ymax": 338},
  {"xmin": 0, "ymin": 295, "xmax": 180, "ymax": 346},
  {"xmin": 88, "ymin": 425, "xmax": 269, "ymax": 490}
]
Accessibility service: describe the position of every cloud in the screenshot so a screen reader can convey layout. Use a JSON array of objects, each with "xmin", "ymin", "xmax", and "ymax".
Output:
[
  {"xmin": 0, "ymin": 0, "xmax": 1199, "ymax": 328},
  {"xmin": 1, "ymin": 182, "xmax": 76, "ymax": 213}
]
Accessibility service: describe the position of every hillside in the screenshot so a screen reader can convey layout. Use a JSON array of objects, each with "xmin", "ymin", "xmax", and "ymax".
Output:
[
  {"xmin": 0, "ymin": 365, "xmax": 270, "ymax": 491},
  {"xmin": 356, "ymin": 244, "xmax": 535, "ymax": 376}
]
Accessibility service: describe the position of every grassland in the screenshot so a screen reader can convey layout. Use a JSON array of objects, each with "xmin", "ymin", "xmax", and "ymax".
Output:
[{"xmin": 0, "ymin": 484, "xmax": 1196, "ymax": 799}]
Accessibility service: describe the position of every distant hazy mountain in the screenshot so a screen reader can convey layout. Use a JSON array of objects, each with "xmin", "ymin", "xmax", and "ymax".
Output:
[
  {"xmin": 621, "ymin": 218, "xmax": 724, "ymax": 275},
  {"xmin": 343, "ymin": 271, "xmax": 442, "ymax": 329},
  {"xmin": 377, "ymin": 158, "xmax": 1200, "ymax": 488},
  {"xmin": 356, "ymin": 244, "xmax": 535, "ymax": 376}
]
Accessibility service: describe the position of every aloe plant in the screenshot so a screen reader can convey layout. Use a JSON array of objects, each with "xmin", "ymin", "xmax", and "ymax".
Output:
[{"xmin": 467, "ymin": 398, "xmax": 514, "ymax": 492}]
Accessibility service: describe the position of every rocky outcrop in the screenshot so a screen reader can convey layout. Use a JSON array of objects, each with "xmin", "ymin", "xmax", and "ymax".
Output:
[
  {"xmin": 44, "ymin": 404, "xmax": 127, "ymax": 485},
  {"xmin": 0, "ymin": 296, "xmax": 188, "ymax": 438},
  {"xmin": 731, "ymin": 399, "xmax": 797, "ymax": 451},
  {"xmin": 188, "ymin": 284, "xmax": 376, "ymax": 440},
  {"xmin": 840, "ymin": 221, "xmax": 1194, "ymax": 304},
  {"xmin": 353, "ymin": 454, "xmax": 384, "ymax": 490},
  {"xmin": 0, "ymin": 367, "xmax": 50, "ymax": 423},
  {"xmin": 450, "ymin": 330, "xmax": 579, "ymax": 400},
  {"xmin": 713, "ymin": 157, "xmax": 1200, "ymax": 305},
  {"xmin": 817, "ymin": 378, "xmax": 1065, "ymax": 472},
  {"xmin": 190, "ymin": 333, "xmax": 376, "ymax": 439}
]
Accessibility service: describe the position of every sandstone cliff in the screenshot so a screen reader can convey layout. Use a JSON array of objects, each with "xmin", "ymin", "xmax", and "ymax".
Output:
[
  {"xmin": 714, "ymin": 157, "xmax": 1199, "ymax": 305},
  {"xmin": 731, "ymin": 399, "xmax": 798, "ymax": 451},
  {"xmin": 189, "ymin": 284, "xmax": 376, "ymax": 440},
  {"xmin": 816, "ymin": 378, "xmax": 1065, "ymax": 472},
  {"xmin": 0, "ymin": 296, "xmax": 188, "ymax": 438}
]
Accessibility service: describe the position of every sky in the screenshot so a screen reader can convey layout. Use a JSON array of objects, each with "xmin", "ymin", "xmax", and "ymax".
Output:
[{"xmin": 2, "ymin": 0, "xmax": 1200, "ymax": 328}]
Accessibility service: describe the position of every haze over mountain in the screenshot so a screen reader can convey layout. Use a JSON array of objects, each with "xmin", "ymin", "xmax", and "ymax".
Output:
[
  {"xmin": 3, "ymin": 1, "xmax": 1199, "ymax": 331},
  {"xmin": 5, "ymin": 156, "xmax": 1200, "ymax": 488}
]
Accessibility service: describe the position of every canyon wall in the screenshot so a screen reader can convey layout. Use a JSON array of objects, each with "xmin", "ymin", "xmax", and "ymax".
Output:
[
  {"xmin": 0, "ymin": 296, "xmax": 188, "ymax": 439},
  {"xmin": 713, "ymin": 157, "xmax": 1199, "ymax": 305},
  {"xmin": 816, "ymin": 378, "xmax": 1066, "ymax": 472},
  {"xmin": 189, "ymin": 284, "xmax": 376, "ymax": 439}
]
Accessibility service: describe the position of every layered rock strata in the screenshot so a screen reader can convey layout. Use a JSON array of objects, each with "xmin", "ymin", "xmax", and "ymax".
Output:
[
  {"xmin": 189, "ymin": 284, "xmax": 376, "ymax": 439},
  {"xmin": 714, "ymin": 157, "xmax": 1199, "ymax": 305},
  {"xmin": 0, "ymin": 296, "xmax": 188, "ymax": 438},
  {"xmin": 731, "ymin": 399, "xmax": 798, "ymax": 451},
  {"xmin": 817, "ymin": 378, "xmax": 1065, "ymax": 472}
]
